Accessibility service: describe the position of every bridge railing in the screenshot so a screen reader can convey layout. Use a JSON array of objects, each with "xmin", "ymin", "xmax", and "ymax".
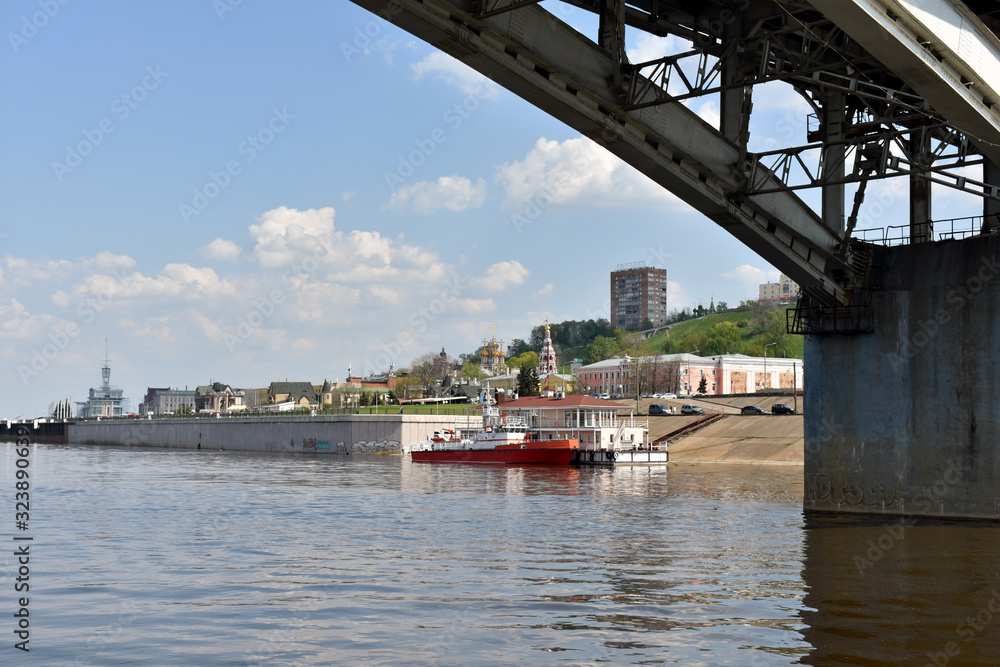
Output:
[{"xmin": 856, "ymin": 216, "xmax": 997, "ymax": 246}]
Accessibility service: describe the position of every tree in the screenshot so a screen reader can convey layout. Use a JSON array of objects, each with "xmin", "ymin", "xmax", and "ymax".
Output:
[
  {"xmin": 460, "ymin": 361, "xmax": 487, "ymax": 382},
  {"xmin": 703, "ymin": 321, "xmax": 742, "ymax": 356},
  {"xmin": 393, "ymin": 375, "xmax": 421, "ymax": 400},
  {"xmin": 517, "ymin": 365, "xmax": 540, "ymax": 396},
  {"xmin": 507, "ymin": 351, "xmax": 539, "ymax": 369},
  {"xmin": 716, "ymin": 301, "xmax": 728, "ymax": 311},
  {"xmin": 584, "ymin": 336, "xmax": 619, "ymax": 364},
  {"xmin": 507, "ymin": 338, "xmax": 530, "ymax": 358},
  {"xmin": 666, "ymin": 331, "xmax": 708, "ymax": 354},
  {"xmin": 615, "ymin": 328, "xmax": 648, "ymax": 356},
  {"xmin": 409, "ymin": 352, "xmax": 440, "ymax": 395},
  {"xmin": 698, "ymin": 374, "xmax": 708, "ymax": 394}
]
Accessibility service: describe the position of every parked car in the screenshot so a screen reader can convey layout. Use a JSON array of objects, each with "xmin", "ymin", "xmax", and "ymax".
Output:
[
  {"xmin": 771, "ymin": 403, "xmax": 796, "ymax": 415},
  {"xmin": 681, "ymin": 404, "xmax": 705, "ymax": 415},
  {"xmin": 599, "ymin": 393, "xmax": 610, "ymax": 400},
  {"xmin": 660, "ymin": 393, "xmax": 677, "ymax": 400},
  {"xmin": 741, "ymin": 405, "xmax": 767, "ymax": 415},
  {"xmin": 649, "ymin": 404, "xmax": 670, "ymax": 416}
]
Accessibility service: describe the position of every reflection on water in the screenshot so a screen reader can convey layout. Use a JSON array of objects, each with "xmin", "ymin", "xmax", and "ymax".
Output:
[
  {"xmin": 800, "ymin": 515, "xmax": 1000, "ymax": 666},
  {"xmin": 5, "ymin": 444, "xmax": 1000, "ymax": 665}
]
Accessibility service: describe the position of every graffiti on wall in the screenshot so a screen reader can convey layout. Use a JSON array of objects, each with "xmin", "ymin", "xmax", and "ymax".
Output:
[
  {"xmin": 352, "ymin": 439, "xmax": 401, "ymax": 454},
  {"xmin": 266, "ymin": 438, "xmax": 340, "ymax": 453},
  {"xmin": 805, "ymin": 474, "xmax": 898, "ymax": 507}
]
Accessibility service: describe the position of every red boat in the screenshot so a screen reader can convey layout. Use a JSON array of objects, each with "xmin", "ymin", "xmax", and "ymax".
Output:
[{"xmin": 408, "ymin": 388, "xmax": 578, "ymax": 465}]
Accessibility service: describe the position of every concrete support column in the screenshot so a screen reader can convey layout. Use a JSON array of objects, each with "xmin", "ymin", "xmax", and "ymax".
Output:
[
  {"xmin": 910, "ymin": 127, "xmax": 933, "ymax": 242},
  {"xmin": 984, "ymin": 159, "xmax": 1000, "ymax": 233},
  {"xmin": 805, "ymin": 235, "xmax": 1000, "ymax": 519},
  {"xmin": 820, "ymin": 91, "xmax": 846, "ymax": 234}
]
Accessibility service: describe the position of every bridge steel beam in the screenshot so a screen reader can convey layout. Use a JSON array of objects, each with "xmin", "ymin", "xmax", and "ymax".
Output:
[
  {"xmin": 350, "ymin": 0, "xmax": 848, "ymax": 303},
  {"xmin": 804, "ymin": 0, "xmax": 1000, "ymax": 166}
]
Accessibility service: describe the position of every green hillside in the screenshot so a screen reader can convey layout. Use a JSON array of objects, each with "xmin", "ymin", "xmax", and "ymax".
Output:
[{"xmin": 653, "ymin": 306, "xmax": 803, "ymax": 359}]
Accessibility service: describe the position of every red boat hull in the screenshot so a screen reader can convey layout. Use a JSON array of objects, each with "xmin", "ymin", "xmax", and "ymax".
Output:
[{"xmin": 411, "ymin": 439, "xmax": 578, "ymax": 465}]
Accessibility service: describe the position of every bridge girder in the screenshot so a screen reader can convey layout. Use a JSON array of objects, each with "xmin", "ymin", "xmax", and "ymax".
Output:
[
  {"xmin": 803, "ymin": 0, "xmax": 1000, "ymax": 166},
  {"xmin": 352, "ymin": 0, "xmax": 850, "ymax": 303}
]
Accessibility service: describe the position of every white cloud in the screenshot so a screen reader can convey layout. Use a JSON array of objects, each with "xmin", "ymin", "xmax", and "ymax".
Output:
[
  {"xmin": 249, "ymin": 206, "xmax": 337, "ymax": 268},
  {"xmin": 691, "ymin": 100, "xmax": 719, "ymax": 130},
  {"xmin": 198, "ymin": 238, "xmax": 242, "ymax": 262},
  {"xmin": 471, "ymin": 261, "xmax": 530, "ymax": 293},
  {"xmin": 627, "ymin": 32, "xmax": 685, "ymax": 65},
  {"xmin": 1, "ymin": 205, "xmax": 548, "ymax": 414},
  {"xmin": 72, "ymin": 263, "xmax": 239, "ymax": 303},
  {"xmin": 532, "ymin": 283, "xmax": 554, "ymax": 299},
  {"xmin": 3, "ymin": 252, "xmax": 135, "ymax": 288},
  {"xmin": 666, "ymin": 280, "xmax": 689, "ymax": 310},
  {"xmin": 247, "ymin": 206, "xmax": 450, "ymax": 287},
  {"xmin": 382, "ymin": 176, "xmax": 487, "ymax": 215},
  {"xmin": 722, "ymin": 265, "xmax": 769, "ymax": 284},
  {"xmin": 411, "ymin": 50, "xmax": 500, "ymax": 99},
  {"xmin": 753, "ymin": 81, "xmax": 812, "ymax": 112},
  {"xmin": 453, "ymin": 298, "xmax": 495, "ymax": 314},
  {"xmin": 497, "ymin": 137, "xmax": 685, "ymax": 212},
  {"xmin": 51, "ymin": 290, "xmax": 70, "ymax": 307},
  {"xmin": 0, "ymin": 298, "xmax": 59, "ymax": 339}
]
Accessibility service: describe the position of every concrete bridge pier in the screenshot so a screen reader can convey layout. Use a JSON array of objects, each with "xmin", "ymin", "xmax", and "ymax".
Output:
[{"xmin": 804, "ymin": 235, "xmax": 1000, "ymax": 519}]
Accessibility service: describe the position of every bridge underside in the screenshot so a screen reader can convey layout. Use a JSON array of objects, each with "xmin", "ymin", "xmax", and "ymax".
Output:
[
  {"xmin": 353, "ymin": 0, "xmax": 1000, "ymax": 306},
  {"xmin": 353, "ymin": 0, "xmax": 1000, "ymax": 518}
]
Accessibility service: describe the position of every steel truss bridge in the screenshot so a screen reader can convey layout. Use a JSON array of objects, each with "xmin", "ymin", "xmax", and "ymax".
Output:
[{"xmin": 349, "ymin": 0, "xmax": 1000, "ymax": 309}]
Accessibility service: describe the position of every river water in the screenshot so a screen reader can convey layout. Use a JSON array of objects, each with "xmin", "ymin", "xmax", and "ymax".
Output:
[{"xmin": 2, "ymin": 443, "xmax": 999, "ymax": 666}]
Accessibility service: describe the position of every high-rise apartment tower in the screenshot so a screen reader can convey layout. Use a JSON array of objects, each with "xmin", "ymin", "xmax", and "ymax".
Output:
[{"xmin": 610, "ymin": 263, "xmax": 668, "ymax": 329}]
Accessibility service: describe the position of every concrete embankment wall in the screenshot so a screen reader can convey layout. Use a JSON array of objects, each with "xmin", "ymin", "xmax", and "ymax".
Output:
[
  {"xmin": 68, "ymin": 414, "xmax": 475, "ymax": 454},
  {"xmin": 806, "ymin": 235, "xmax": 1000, "ymax": 519},
  {"xmin": 667, "ymin": 415, "xmax": 803, "ymax": 464}
]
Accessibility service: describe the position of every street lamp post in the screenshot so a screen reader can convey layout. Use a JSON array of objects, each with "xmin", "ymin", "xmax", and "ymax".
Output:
[
  {"xmin": 763, "ymin": 342, "xmax": 776, "ymax": 392},
  {"xmin": 683, "ymin": 350, "xmax": 700, "ymax": 396},
  {"xmin": 620, "ymin": 354, "xmax": 636, "ymax": 411}
]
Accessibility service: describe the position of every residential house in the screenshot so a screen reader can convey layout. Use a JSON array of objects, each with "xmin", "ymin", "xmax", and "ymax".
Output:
[
  {"xmin": 268, "ymin": 381, "xmax": 319, "ymax": 408},
  {"xmin": 195, "ymin": 382, "xmax": 243, "ymax": 412}
]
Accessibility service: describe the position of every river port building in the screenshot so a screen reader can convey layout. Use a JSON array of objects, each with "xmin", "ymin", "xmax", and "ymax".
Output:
[{"xmin": 76, "ymin": 357, "xmax": 128, "ymax": 418}]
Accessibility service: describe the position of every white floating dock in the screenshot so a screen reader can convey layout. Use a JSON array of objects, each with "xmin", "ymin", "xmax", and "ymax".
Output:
[{"xmin": 573, "ymin": 448, "xmax": 669, "ymax": 465}]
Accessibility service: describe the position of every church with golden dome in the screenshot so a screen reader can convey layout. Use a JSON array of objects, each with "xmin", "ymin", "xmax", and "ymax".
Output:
[{"xmin": 479, "ymin": 324, "xmax": 507, "ymax": 374}]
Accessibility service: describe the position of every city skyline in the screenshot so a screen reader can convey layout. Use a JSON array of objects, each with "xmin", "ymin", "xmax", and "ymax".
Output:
[{"xmin": 1, "ymin": 2, "xmax": 976, "ymax": 418}]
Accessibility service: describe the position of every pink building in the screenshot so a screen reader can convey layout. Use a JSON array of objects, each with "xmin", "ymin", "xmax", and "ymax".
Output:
[{"xmin": 576, "ymin": 353, "xmax": 802, "ymax": 396}]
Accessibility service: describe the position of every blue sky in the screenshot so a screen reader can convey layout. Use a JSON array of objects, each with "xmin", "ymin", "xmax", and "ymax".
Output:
[{"xmin": 0, "ymin": 1, "xmax": 981, "ymax": 417}]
